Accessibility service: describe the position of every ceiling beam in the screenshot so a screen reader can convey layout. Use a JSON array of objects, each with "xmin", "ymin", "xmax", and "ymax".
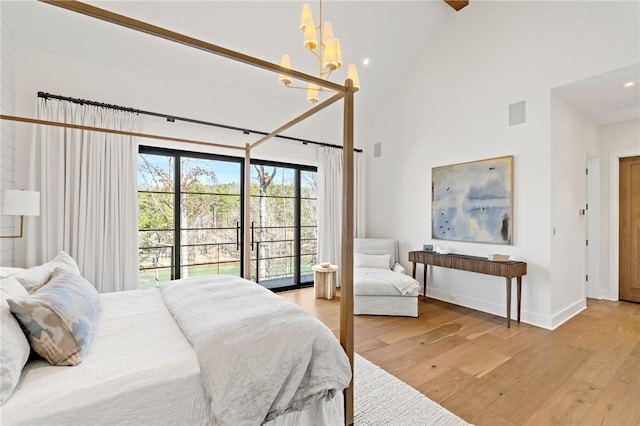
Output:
[{"xmin": 444, "ymin": 1, "xmax": 469, "ymax": 12}]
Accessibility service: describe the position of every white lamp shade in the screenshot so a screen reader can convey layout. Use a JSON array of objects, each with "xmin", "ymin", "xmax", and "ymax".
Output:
[
  {"xmin": 2, "ymin": 190, "xmax": 40, "ymax": 216},
  {"xmin": 279, "ymin": 54, "xmax": 293, "ymax": 86},
  {"xmin": 347, "ymin": 64, "xmax": 360, "ymax": 90}
]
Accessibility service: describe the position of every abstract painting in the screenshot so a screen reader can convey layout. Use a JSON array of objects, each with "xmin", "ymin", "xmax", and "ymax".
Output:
[{"xmin": 432, "ymin": 156, "xmax": 514, "ymax": 244}]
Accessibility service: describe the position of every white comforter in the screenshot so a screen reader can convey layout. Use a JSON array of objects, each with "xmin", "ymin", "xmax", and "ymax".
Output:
[{"xmin": 160, "ymin": 275, "xmax": 352, "ymax": 426}]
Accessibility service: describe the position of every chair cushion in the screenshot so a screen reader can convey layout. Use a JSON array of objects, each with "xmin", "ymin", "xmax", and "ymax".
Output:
[{"xmin": 354, "ymin": 239, "xmax": 398, "ymax": 268}]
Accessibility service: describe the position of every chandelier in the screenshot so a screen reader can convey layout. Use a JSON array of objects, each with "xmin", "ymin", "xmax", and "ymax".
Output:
[{"xmin": 278, "ymin": 1, "xmax": 360, "ymax": 103}]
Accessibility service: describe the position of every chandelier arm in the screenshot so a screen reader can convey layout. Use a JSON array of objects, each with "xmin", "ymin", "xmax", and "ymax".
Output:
[
  {"xmin": 284, "ymin": 85, "xmax": 338, "ymax": 92},
  {"xmin": 309, "ymin": 50, "xmax": 321, "ymax": 60},
  {"xmin": 249, "ymin": 90, "xmax": 344, "ymax": 150},
  {"xmin": 40, "ymin": 0, "xmax": 345, "ymax": 93}
]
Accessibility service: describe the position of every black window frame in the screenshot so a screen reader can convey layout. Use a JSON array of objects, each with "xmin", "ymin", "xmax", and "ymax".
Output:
[{"xmin": 138, "ymin": 145, "xmax": 317, "ymax": 291}]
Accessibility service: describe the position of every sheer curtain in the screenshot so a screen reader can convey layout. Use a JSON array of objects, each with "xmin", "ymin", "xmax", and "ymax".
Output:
[
  {"xmin": 26, "ymin": 98, "xmax": 140, "ymax": 293},
  {"xmin": 317, "ymin": 147, "xmax": 365, "ymax": 287}
]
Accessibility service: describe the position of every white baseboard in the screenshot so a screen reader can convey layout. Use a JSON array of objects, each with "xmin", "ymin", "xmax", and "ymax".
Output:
[
  {"xmin": 550, "ymin": 299, "xmax": 587, "ymax": 329},
  {"xmin": 600, "ymin": 288, "xmax": 617, "ymax": 302},
  {"xmin": 426, "ymin": 288, "xmax": 553, "ymax": 330}
]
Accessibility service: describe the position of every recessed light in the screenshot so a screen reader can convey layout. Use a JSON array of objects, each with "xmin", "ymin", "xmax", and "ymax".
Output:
[
  {"xmin": 363, "ymin": 58, "xmax": 370, "ymax": 66},
  {"xmin": 624, "ymin": 81, "xmax": 635, "ymax": 87}
]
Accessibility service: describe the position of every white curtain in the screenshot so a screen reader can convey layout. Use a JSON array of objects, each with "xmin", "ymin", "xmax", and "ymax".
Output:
[
  {"xmin": 26, "ymin": 98, "xmax": 140, "ymax": 293},
  {"xmin": 317, "ymin": 147, "xmax": 366, "ymax": 287},
  {"xmin": 355, "ymin": 151, "xmax": 366, "ymax": 238}
]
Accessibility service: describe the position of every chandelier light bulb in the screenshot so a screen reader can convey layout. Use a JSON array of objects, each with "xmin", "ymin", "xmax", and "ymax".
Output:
[
  {"xmin": 347, "ymin": 64, "xmax": 360, "ymax": 90},
  {"xmin": 300, "ymin": 3, "xmax": 313, "ymax": 32},
  {"xmin": 323, "ymin": 21, "xmax": 335, "ymax": 46},
  {"xmin": 303, "ymin": 18, "xmax": 317, "ymax": 50},
  {"xmin": 324, "ymin": 39, "xmax": 339, "ymax": 71},
  {"xmin": 279, "ymin": 54, "xmax": 293, "ymax": 86},
  {"xmin": 307, "ymin": 83, "xmax": 320, "ymax": 103}
]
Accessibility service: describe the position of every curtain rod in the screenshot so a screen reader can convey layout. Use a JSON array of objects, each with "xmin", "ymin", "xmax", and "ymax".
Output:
[{"xmin": 37, "ymin": 92, "xmax": 363, "ymax": 153}]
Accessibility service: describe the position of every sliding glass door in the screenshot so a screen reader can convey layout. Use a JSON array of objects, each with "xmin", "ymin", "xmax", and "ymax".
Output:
[
  {"xmin": 137, "ymin": 147, "xmax": 316, "ymax": 291},
  {"xmin": 179, "ymin": 157, "xmax": 242, "ymax": 279},
  {"xmin": 138, "ymin": 148, "xmax": 243, "ymax": 288}
]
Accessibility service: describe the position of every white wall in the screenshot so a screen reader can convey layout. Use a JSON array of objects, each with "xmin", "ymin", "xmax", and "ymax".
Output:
[
  {"xmin": 365, "ymin": 1, "xmax": 639, "ymax": 329},
  {"xmin": 0, "ymin": 2, "xmax": 16, "ymax": 266},
  {"xmin": 549, "ymin": 93, "xmax": 600, "ymax": 324},
  {"xmin": 13, "ymin": 47, "xmax": 321, "ymax": 172},
  {"xmin": 599, "ymin": 119, "xmax": 640, "ymax": 300}
]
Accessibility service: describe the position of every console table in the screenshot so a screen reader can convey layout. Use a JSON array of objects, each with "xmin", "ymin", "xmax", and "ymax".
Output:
[{"xmin": 408, "ymin": 251, "xmax": 527, "ymax": 327}]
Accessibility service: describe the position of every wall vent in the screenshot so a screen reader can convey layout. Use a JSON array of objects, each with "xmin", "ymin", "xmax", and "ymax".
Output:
[{"xmin": 509, "ymin": 101, "xmax": 526, "ymax": 126}]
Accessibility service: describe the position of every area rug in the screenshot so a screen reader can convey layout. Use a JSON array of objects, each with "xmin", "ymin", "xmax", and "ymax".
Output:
[{"xmin": 354, "ymin": 354, "xmax": 470, "ymax": 426}]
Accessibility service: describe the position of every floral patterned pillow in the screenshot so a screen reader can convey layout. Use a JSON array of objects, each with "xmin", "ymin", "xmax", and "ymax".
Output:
[{"xmin": 7, "ymin": 268, "xmax": 101, "ymax": 366}]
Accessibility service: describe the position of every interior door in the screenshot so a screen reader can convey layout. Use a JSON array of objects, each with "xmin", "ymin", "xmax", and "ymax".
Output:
[{"xmin": 619, "ymin": 155, "xmax": 640, "ymax": 303}]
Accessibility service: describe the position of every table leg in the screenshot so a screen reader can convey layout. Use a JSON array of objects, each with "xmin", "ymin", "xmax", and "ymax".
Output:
[
  {"xmin": 412, "ymin": 262, "xmax": 416, "ymax": 279},
  {"xmin": 423, "ymin": 265, "xmax": 428, "ymax": 298},
  {"xmin": 517, "ymin": 275, "xmax": 522, "ymax": 324},
  {"xmin": 326, "ymin": 272, "xmax": 335, "ymax": 300},
  {"xmin": 506, "ymin": 277, "xmax": 512, "ymax": 328}
]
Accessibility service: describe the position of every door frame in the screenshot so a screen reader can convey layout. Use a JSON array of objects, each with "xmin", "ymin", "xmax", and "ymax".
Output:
[
  {"xmin": 585, "ymin": 153, "xmax": 600, "ymax": 299},
  {"xmin": 608, "ymin": 149, "xmax": 640, "ymax": 301}
]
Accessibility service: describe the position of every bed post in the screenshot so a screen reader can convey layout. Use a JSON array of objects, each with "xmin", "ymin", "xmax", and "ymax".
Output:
[
  {"xmin": 243, "ymin": 143, "xmax": 252, "ymax": 280},
  {"xmin": 341, "ymin": 79, "xmax": 355, "ymax": 426}
]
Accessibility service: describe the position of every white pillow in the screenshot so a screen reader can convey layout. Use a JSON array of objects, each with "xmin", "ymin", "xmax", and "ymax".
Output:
[
  {"xmin": 0, "ymin": 276, "xmax": 30, "ymax": 406},
  {"xmin": 354, "ymin": 253, "xmax": 391, "ymax": 269},
  {"xmin": 14, "ymin": 251, "xmax": 80, "ymax": 294},
  {"xmin": 0, "ymin": 267, "xmax": 25, "ymax": 279}
]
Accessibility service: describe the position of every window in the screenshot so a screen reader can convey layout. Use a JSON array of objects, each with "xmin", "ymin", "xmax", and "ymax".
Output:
[
  {"xmin": 137, "ymin": 147, "xmax": 317, "ymax": 291},
  {"xmin": 249, "ymin": 162, "xmax": 318, "ymax": 289}
]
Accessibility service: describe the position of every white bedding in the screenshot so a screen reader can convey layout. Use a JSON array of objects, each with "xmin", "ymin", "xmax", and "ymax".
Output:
[
  {"xmin": 1, "ymin": 282, "xmax": 346, "ymax": 425},
  {"xmin": 160, "ymin": 276, "xmax": 351, "ymax": 426},
  {"xmin": 0, "ymin": 289, "xmax": 210, "ymax": 425}
]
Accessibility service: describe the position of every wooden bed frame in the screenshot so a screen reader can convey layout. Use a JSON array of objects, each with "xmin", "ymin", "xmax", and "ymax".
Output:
[{"xmin": 0, "ymin": 1, "xmax": 356, "ymax": 423}]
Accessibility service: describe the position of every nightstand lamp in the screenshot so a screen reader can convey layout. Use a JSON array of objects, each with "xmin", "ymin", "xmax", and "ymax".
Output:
[{"xmin": 1, "ymin": 190, "xmax": 40, "ymax": 238}]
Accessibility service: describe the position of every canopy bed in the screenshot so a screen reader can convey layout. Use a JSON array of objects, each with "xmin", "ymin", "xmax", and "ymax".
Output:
[{"xmin": 0, "ymin": 0, "xmax": 357, "ymax": 424}]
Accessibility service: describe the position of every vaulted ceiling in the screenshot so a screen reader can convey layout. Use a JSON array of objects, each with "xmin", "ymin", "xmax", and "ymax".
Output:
[
  {"xmin": 6, "ymin": 1, "xmax": 454, "ymax": 146},
  {"xmin": 6, "ymin": 1, "xmax": 637, "ymax": 148}
]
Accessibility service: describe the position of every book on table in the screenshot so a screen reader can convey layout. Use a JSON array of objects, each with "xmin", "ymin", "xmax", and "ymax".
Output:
[{"xmin": 489, "ymin": 254, "xmax": 510, "ymax": 262}]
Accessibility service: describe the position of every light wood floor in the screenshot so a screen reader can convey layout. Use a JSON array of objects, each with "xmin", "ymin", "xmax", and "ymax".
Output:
[{"xmin": 281, "ymin": 288, "xmax": 640, "ymax": 426}]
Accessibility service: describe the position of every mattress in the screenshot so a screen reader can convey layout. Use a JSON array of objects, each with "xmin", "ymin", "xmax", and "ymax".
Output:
[
  {"xmin": 1, "ymin": 287, "xmax": 344, "ymax": 425},
  {"xmin": 0, "ymin": 289, "xmax": 210, "ymax": 425}
]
